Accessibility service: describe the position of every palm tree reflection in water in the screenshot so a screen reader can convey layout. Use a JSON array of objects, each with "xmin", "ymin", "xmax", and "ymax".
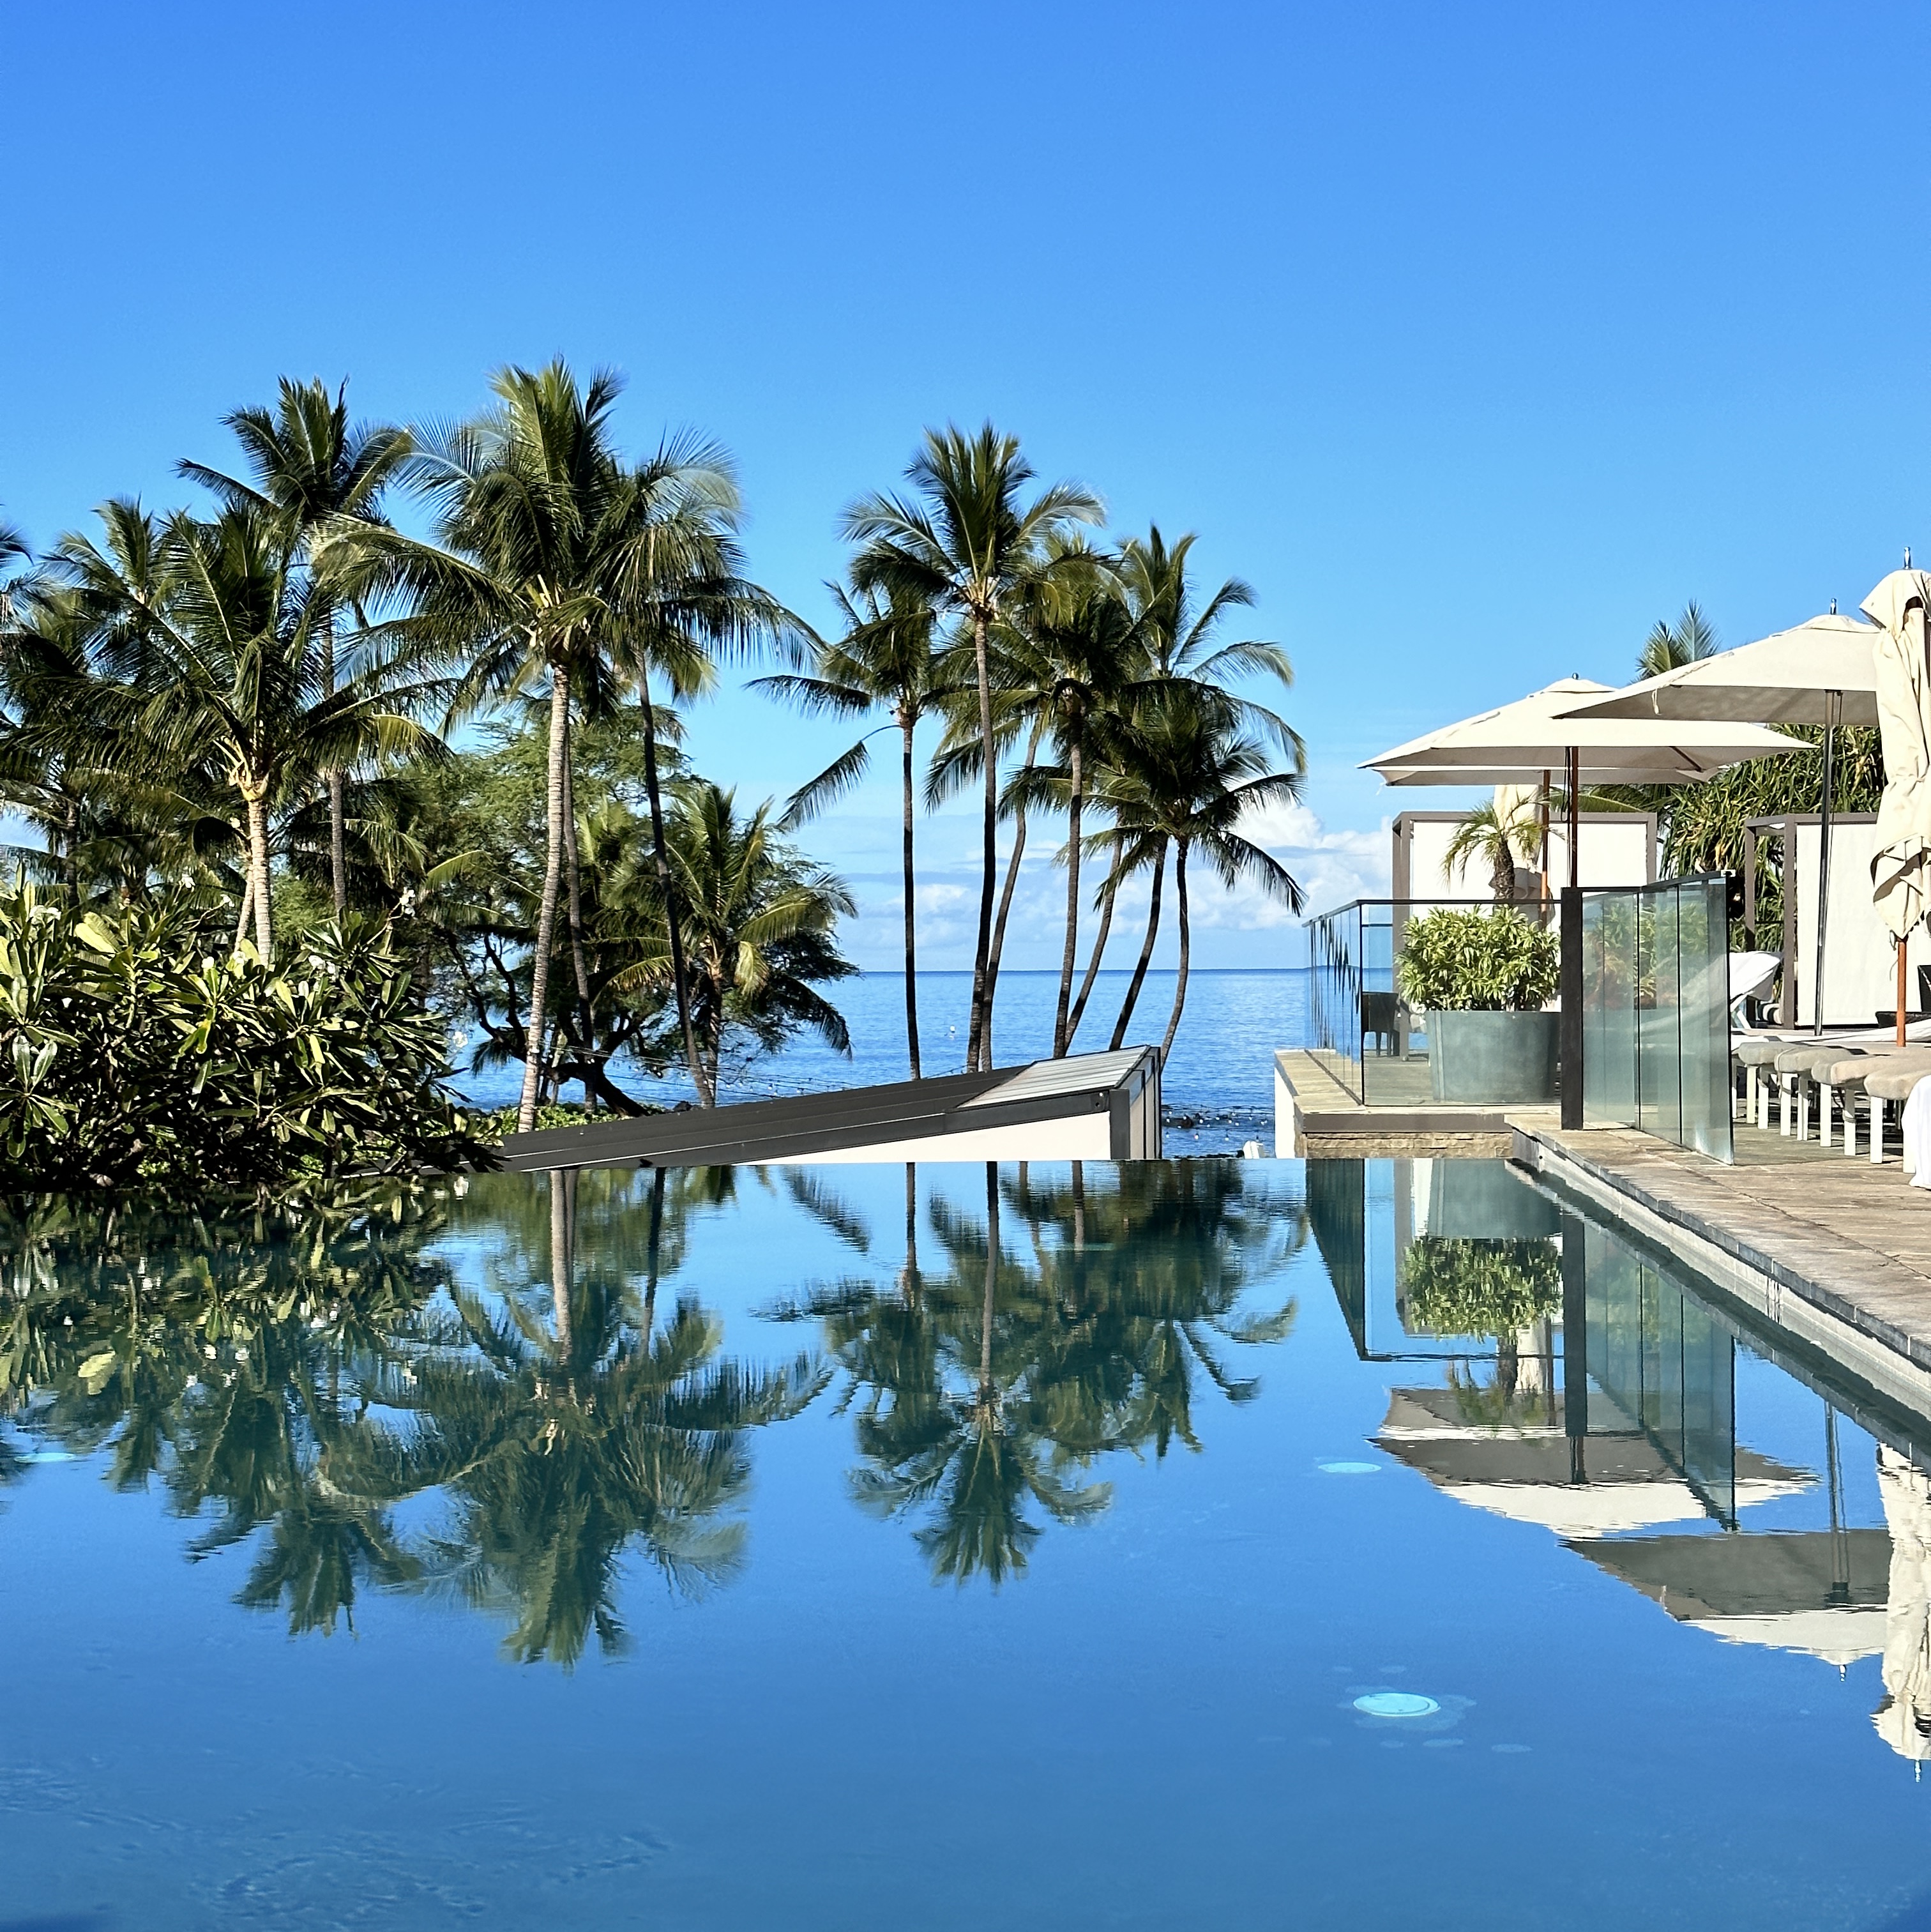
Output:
[
  {"xmin": 2, "ymin": 1161, "xmax": 1298, "ymax": 1645},
  {"xmin": 0, "ymin": 1174, "xmax": 824, "ymax": 1667},
  {"xmin": 367, "ymin": 1167, "xmax": 825, "ymax": 1665},
  {"xmin": 771, "ymin": 1160, "xmax": 1298, "ymax": 1586}
]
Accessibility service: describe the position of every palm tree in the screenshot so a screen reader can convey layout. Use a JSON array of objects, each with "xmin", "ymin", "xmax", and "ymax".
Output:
[
  {"xmin": 992, "ymin": 544, "xmax": 1143, "ymax": 1056},
  {"xmin": 612, "ymin": 780, "xmax": 856, "ymax": 1103},
  {"xmin": 1444, "ymin": 794, "xmax": 1544, "ymax": 901},
  {"xmin": 180, "ymin": 377, "xmax": 411, "ymax": 914},
  {"xmin": 48, "ymin": 500, "xmax": 444, "ymax": 961},
  {"xmin": 1069, "ymin": 528, "xmax": 1300, "ymax": 1051},
  {"xmin": 0, "ymin": 515, "xmax": 36, "ymax": 627},
  {"xmin": 374, "ymin": 1169, "xmax": 825, "ymax": 1666},
  {"xmin": 844, "ymin": 426, "xmax": 1102, "ymax": 1071},
  {"xmin": 1095, "ymin": 686, "xmax": 1303, "ymax": 1056},
  {"xmin": 352, "ymin": 361, "xmax": 646, "ymax": 1129},
  {"xmin": 600, "ymin": 432, "xmax": 801, "ymax": 1109},
  {"xmin": 753, "ymin": 579, "xmax": 950, "ymax": 1077},
  {"xmin": 359, "ymin": 369, "xmax": 791, "ymax": 1125},
  {"xmin": 1638, "ymin": 600, "xmax": 1719, "ymax": 679}
]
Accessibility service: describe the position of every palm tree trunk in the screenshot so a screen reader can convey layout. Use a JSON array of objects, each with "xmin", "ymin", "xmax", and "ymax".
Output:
[
  {"xmin": 517, "ymin": 666, "xmax": 570, "ymax": 1134},
  {"xmin": 1159, "ymin": 838, "xmax": 1193, "ymax": 1060},
  {"xmin": 323, "ymin": 628, "xmax": 347, "ymax": 917},
  {"xmin": 644, "ymin": 1163, "xmax": 666, "ymax": 1337},
  {"xmin": 62, "ymin": 796, "xmax": 78, "ymax": 893},
  {"xmin": 1053, "ymin": 724, "xmax": 1083, "ymax": 1057},
  {"xmin": 980, "ymin": 1161, "xmax": 998, "ymax": 1398},
  {"xmin": 1066, "ymin": 871, "xmax": 1117, "ymax": 1047},
  {"xmin": 981, "ymin": 801, "xmax": 1029, "ymax": 1072},
  {"xmin": 561, "ymin": 741, "xmax": 595, "ymax": 1099},
  {"xmin": 1109, "ymin": 840, "xmax": 1166, "ymax": 1050},
  {"xmin": 245, "ymin": 786, "xmax": 274, "ymax": 964},
  {"xmin": 966, "ymin": 607, "xmax": 999, "ymax": 1074},
  {"xmin": 550, "ymin": 1169, "xmax": 573, "ymax": 1358},
  {"xmin": 231, "ymin": 868, "xmax": 254, "ymax": 957},
  {"xmin": 639, "ymin": 680, "xmax": 711, "ymax": 1105},
  {"xmin": 981, "ymin": 733, "xmax": 1040, "ymax": 1070},
  {"xmin": 900, "ymin": 714, "xmax": 921, "ymax": 1079},
  {"xmin": 902, "ymin": 1161, "xmax": 919, "ymax": 1302},
  {"xmin": 328, "ymin": 772, "xmax": 347, "ymax": 916}
]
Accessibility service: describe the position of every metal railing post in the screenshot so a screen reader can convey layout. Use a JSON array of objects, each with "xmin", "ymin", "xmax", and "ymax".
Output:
[{"xmin": 1561, "ymin": 886, "xmax": 1584, "ymax": 1130}]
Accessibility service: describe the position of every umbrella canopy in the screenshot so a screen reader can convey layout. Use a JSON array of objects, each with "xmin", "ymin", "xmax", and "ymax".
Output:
[
  {"xmin": 1863, "ymin": 570, "xmax": 1931, "ymax": 945},
  {"xmin": 1557, "ymin": 616, "xmax": 1878, "ymax": 1035},
  {"xmin": 1363, "ymin": 676, "xmax": 1801, "ymax": 785},
  {"xmin": 1554, "ymin": 614, "xmax": 1882, "ymax": 727}
]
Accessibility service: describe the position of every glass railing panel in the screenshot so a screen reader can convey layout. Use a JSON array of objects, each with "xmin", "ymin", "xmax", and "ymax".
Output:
[
  {"xmin": 1582, "ymin": 892, "xmax": 1638, "ymax": 1128},
  {"xmin": 1677, "ymin": 877, "xmax": 1735, "ymax": 1162},
  {"xmin": 1580, "ymin": 874, "xmax": 1733, "ymax": 1163}
]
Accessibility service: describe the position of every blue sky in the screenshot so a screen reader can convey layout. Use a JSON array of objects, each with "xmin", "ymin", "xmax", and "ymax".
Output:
[{"xmin": 4, "ymin": 1, "xmax": 1928, "ymax": 967}]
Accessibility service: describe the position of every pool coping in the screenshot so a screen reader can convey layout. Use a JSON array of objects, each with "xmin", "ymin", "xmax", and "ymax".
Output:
[{"xmin": 1510, "ymin": 1122, "xmax": 1931, "ymax": 1425}]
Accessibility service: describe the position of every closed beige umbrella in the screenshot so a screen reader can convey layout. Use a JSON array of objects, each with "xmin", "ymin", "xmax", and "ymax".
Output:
[{"xmin": 1862, "ymin": 570, "xmax": 1931, "ymax": 1041}]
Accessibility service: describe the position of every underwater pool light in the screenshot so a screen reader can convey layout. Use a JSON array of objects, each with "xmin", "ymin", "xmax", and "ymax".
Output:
[{"xmin": 1354, "ymin": 1692, "xmax": 1440, "ymax": 1719}]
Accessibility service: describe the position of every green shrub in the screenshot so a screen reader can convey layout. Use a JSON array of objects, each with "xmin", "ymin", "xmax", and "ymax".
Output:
[
  {"xmin": 1400, "ymin": 1235, "xmax": 1561, "ymax": 1337},
  {"xmin": 1396, "ymin": 906, "xmax": 1560, "ymax": 1012},
  {"xmin": 0, "ymin": 880, "xmax": 492, "ymax": 1199}
]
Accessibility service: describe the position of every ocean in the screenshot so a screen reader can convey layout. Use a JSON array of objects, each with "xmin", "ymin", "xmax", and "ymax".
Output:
[{"xmin": 453, "ymin": 968, "xmax": 1312, "ymax": 1157}]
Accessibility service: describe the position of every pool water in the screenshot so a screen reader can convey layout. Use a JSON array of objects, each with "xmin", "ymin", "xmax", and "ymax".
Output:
[{"xmin": 3, "ymin": 1157, "xmax": 1929, "ymax": 1930}]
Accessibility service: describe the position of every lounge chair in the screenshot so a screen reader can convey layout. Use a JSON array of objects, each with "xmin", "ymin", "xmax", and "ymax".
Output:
[{"xmin": 1856, "ymin": 1055, "xmax": 1931, "ymax": 1166}]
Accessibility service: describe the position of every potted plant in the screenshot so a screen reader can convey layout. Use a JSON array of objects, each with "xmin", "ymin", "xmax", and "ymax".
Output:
[{"xmin": 1396, "ymin": 906, "xmax": 1561, "ymax": 1102}]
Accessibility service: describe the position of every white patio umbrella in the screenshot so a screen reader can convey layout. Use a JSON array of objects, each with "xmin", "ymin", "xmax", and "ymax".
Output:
[
  {"xmin": 1558, "ymin": 613, "xmax": 1883, "ymax": 1033},
  {"xmin": 1365, "ymin": 676, "xmax": 1801, "ymax": 888},
  {"xmin": 1862, "ymin": 570, "xmax": 1931, "ymax": 1042}
]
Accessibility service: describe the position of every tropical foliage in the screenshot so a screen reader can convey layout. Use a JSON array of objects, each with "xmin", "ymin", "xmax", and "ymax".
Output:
[
  {"xmin": 1397, "ymin": 906, "xmax": 1562, "ymax": 1012},
  {"xmin": 0, "ymin": 879, "xmax": 485, "ymax": 1198},
  {"xmin": 1, "ymin": 376, "xmax": 1301, "ymax": 1191}
]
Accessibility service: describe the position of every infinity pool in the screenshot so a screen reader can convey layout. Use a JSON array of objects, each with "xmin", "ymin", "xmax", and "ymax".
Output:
[{"xmin": 2, "ymin": 1159, "xmax": 1928, "ymax": 1929}]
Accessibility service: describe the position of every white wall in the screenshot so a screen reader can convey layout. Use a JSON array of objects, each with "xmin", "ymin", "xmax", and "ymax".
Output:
[
  {"xmin": 1789, "ymin": 820, "xmax": 1931, "ymax": 1026},
  {"xmin": 1397, "ymin": 812, "xmax": 1655, "ymax": 902},
  {"xmin": 783, "ymin": 1113, "xmax": 1116, "ymax": 1164}
]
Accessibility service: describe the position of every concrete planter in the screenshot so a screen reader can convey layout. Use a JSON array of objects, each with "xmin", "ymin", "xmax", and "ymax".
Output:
[{"xmin": 1427, "ymin": 1010, "xmax": 1559, "ymax": 1104}]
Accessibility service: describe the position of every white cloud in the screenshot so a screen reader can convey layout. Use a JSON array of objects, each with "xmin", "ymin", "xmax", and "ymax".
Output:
[{"xmin": 828, "ymin": 798, "xmax": 1395, "ymax": 969}]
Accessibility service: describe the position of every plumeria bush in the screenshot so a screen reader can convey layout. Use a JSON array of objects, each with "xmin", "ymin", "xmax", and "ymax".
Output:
[
  {"xmin": 0, "ymin": 879, "xmax": 491, "ymax": 1198},
  {"xmin": 1396, "ymin": 906, "xmax": 1560, "ymax": 1012}
]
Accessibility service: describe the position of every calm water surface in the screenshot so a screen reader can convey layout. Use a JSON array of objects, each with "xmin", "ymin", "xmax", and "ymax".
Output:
[
  {"xmin": 455, "ymin": 968, "xmax": 1311, "ymax": 1155},
  {"xmin": 3, "ymin": 1156, "xmax": 1928, "ymax": 1929}
]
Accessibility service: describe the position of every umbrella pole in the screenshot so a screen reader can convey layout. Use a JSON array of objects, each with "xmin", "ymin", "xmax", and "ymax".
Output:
[
  {"xmin": 1540, "ymin": 768, "xmax": 1551, "ymax": 914},
  {"xmin": 1812, "ymin": 693, "xmax": 1838, "ymax": 1037},
  {"xmin": 1566, "ymin": 747, "xmax": 1580, "ymax": 891}
]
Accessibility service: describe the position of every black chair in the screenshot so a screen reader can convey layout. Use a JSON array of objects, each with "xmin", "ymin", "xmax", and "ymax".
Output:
[{"xmin": 1361, "ymin": 991, "xmax": 1398, "ymax": 1056}]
